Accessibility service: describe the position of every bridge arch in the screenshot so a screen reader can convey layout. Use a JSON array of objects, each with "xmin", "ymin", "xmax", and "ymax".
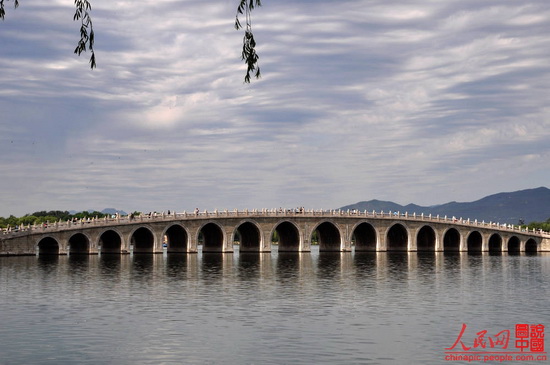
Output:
[
  {"xmin": 467, "ymin": 231, "xmax": 483, "ymax": 253},
  {"xmin": 272, "ymin": 221, "xmax": 301, "ymax": 252},
  {"xmin": 416, "ymin": 225, "xmax": 436, "ymax": 251},
  {"xmin": 37, "ymin": 236, "xmax": 60, "ymax": 255},
  {"xmin": 386, "ymin": 223, "xmax": 409, "ymax": 251},
  {"xmin": 488, "ymin": 233, "xmax": 503, "ymax": 253},
  {"xmin": 68, "ymin": 233, "xmax": 90, "ymax": 254},
  {"xmin": 311, "ymin": 221, "xmax": 342, "ymax": 252},
  {"xmin": 443, "ymin": 228, "xmax": 461, "ymax": 252},
  {"xmin": 353, "ymin": 222, "xmax": 377, "ymax": 251},
  {"xmin": 234, "ymin": 221, "xmax": 262, "ymax": 252},
  {"xmin": 525, "ymin": 238, "xmax": 538, "ymax": 253},
  {"xmin": 508, "ymin": 236, "xmax": 520, "ymax": 253},
  {"xmin": 199, "ymin": 222, "xmax": 225, "ymax": 253},
  {"xmin": 163, "ymin": 224, "xmax": 189, "ymax": 253},
  {"xmin": 2, "ymin": 212, "xmax": 547, "ymax": 256},
  {"xmin": 130, "ymin": 226, "xmax": 156, "ymax": 253},
  {"xmin": 98, "ymin": 229, "xmax": 123, "ymax": 254}
]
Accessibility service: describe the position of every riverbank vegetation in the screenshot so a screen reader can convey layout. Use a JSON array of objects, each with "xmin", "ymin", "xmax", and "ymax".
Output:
[
  {"xmin": 522, "ymin": 218, "xmax": 550, "ymax": 232},
  {"xmin": 0, "ymin": 210, "xmax": 109, "ymax": 229}
]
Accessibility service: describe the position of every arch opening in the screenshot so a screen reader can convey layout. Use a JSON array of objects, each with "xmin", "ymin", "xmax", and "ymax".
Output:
[
  {"xmin": 417, "ymin": 226, "xmax": 436, "ymax": 251},
  {"xmin": 488, "ymin": 234, "xmax": 502, "ymax": 253},
  {"xmin": 525, "ymin": 238, "xmax": 538, "ymax": 254},
  {"xmin": 387, "ymin": 224, "xmax": 408, "ymax": 251},
  {"xmin": 200, "ymin": 223, "xmax": 224, "ymax": 253},
  {"xmin": 507, "ymin": 236, "xmax": 520, "ymax": 253},
  {"xmin": 69, "ymin": 233, "xmax": 89, "ymax": 254},
  {"xmin": 273, "ymin": 221, "xmax": 300, "ymax": 252},
  {"xmin": 467, "ymin": 231, "xmax": 482, "ymax": 253},
  {"xmin": 443, "ymin": 228, "xmax": 460, "ymax": 252},
  {"xmin": 313, "ymin": 222, "xmax": 341, "ymax": 252},
  {"xmin": 38, "ymin": 237, "xmax": 59, "ymax": 255},
  {"xmin": 353, "ymin": 223, "xmax": 377, "ymax": 251},
  {"xmin": 131, "ymin": 227, "xmax": 155, "ymax": 253},
  {"xmin": 165, "ymin": 225, "xmax": 188, "ymax": 253},
  {"xmin": 99, "ymin": 230, "xmax": 122, "ymax": 254},
  {"xmin": 236, "ymin": 222, "xmax": 261, "ymax": 252}
]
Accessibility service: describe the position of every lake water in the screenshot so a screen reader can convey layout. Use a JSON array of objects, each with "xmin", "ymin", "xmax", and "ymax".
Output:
[{"xmin": 1, "ymin": 247, "xmax": 548, "ymax": 364}]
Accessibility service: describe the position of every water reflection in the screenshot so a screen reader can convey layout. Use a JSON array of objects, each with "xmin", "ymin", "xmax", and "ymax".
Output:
[
  {"xmin": 317, "ymin": 252, "xmax": 342, "ymax": 279},
  {"xmin": 68, "ymin": 254, "xmax": 89, "ymax": 267},
  {"xmin": 36, "ymin": 256, "xmax": 61, "ymax": 295},
  {"xmin": 131, "ymin": 254, "xmax": 154, "ymax": 274},
  {"xmin": 385, "ymin": 252, "xmax": 409, "ymax": 281},
  {"xmin": 237, "ymin": 252, "xmax": 262, "ymax": 281},
  {"xmin": 201, "ymin": 253, "xmax": 225, "ymax": 282},
  {"xmin": 353, "ymin": 252, "xmax": 377, "ymax": 279},
  {"xmin": 130, "ymin": 254, "xmax": 155, "ymax": 287},
  {"xmin": 442, "ymin": 251, "xmax": 463, "ymax": 272},
  {"xmin": 276, "ymin": 252, "xmax": 301, "ymax": 280},
  {"xmin": 1, "ymin": 250, "xmax": 548, "ymax": 365},
  {"xmin": 165, "ymin": 253, "xmax": 189, "ymax": 278},
  {"xmin": 36, "ymin": 255, "xmax": 59, "ymax": 271},
  {"xmin": 67, "ymin": 255, "xmax": 90, "ymax": 284},
  {"xmin": 98, "ymin": 254, "xmax": 121, "ymax": 275}
]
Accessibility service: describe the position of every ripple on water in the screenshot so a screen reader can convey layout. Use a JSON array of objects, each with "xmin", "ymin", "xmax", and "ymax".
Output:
[{"xmin": 1, "ymin": 252, "xmax": 549, "ymax": 364}]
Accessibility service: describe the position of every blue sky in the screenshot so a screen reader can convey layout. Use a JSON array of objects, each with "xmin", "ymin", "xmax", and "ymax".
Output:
[{"xmin": 1, "ymin": 0, "xmax": 549, "ymax": 216}]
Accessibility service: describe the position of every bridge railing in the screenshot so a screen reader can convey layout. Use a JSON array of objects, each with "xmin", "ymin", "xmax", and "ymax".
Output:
[{"xmin": 1, "ymin": 208, "xmax": 549, "ymax": 237}]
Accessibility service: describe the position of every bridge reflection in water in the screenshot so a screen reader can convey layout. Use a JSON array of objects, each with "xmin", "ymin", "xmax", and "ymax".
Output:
[
  {"xmin": 3, "ymin": 246, "xmax": 547, "ymax": 365},
  {"xmin": 31, "ymin": 248, "xmax": 545, "ymax": 287},
  {"xmin": 1, "ymin": 209, "xmax": 547, "ymax": 256}
]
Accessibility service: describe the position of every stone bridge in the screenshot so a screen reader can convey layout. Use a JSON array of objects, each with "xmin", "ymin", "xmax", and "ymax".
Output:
[{"xmin": 1, "ymin": 209, "xmax": 549, "ymax": 256}]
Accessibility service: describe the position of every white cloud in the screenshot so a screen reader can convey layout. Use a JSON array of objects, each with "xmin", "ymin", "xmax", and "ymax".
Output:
[{"xmin": 0, "ymin": 0, "xmax": 549, "ymax": 216}]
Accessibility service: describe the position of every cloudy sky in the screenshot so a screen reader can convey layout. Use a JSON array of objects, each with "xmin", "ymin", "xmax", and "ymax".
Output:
[{"xmin": 1, "ymin": 0, "xmax": 549, "ymax": 216}]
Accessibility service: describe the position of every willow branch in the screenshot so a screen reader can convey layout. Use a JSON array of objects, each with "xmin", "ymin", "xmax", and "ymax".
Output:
[{"xmin": 235, "ymin": 0, "xmax": 262, "ymax": 83}]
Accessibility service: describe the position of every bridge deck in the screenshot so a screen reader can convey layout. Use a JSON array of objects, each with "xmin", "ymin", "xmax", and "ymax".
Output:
[{"xmin": 2, "ymin": 209, "xmax": 547, "ymax": 237}]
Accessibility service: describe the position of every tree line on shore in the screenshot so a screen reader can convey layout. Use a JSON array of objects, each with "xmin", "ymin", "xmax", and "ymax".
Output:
[
  {"xmin": 0, "ymin": 210, "xmax": 132, "ymax": 229},
  {"xmin": 525, "ymin": 218, "xmax": 550, "ymax": 232}
]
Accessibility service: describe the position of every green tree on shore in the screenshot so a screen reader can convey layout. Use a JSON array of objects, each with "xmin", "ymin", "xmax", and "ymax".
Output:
[
  {"xmin": 0, "ymin": 210, "xmax": 109, "ymax": 228},
  {"xmin": 523, "ymin": 218, "xmax": 550, "ymax": 232}
]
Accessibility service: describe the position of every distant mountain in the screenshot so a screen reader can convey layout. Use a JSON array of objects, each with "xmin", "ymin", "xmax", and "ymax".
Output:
[
  {"xmin": 100, "ymin": 208, "xmax": 128, "ymax": 216},
  {"xmin": 339, "ymin": 187, "xmax": 550, "ymax": 224},
  {"xmin": 68, "ymin": 208, "xmax": 128, "ymax": 216}
]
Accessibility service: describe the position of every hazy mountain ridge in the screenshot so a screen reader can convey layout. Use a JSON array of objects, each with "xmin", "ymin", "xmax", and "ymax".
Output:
[
  {"xmin": 339, "ymin": 187, "xmax": 550, "ymax": 224},
  {"xmin": 68, "ymin": 208, "xmax": 128, "ymax": 216}
]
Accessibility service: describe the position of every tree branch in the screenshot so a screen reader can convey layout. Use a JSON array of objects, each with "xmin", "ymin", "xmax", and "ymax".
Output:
[
  {"xmin": 235, "ymin": 0, "xmax": 261, "ymax": 83},
  {"xmin": 73, "ymin": 0, "xmax": 96, "ymax": 68},
  {"xmin": 3, "ymin": 0, "xmax": 265, "ymax": 78},
  {"xmin": 0, "ymin": 0, "xmax": 19, "ymax": 20}
]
